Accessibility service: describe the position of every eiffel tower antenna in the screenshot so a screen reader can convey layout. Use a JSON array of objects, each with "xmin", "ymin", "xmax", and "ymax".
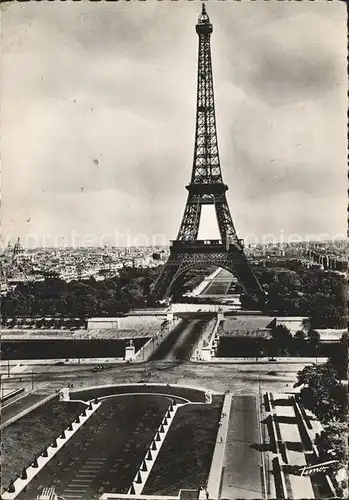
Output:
[{"xmin": 152, "ymin": 5, "xmax": 264, "ymax": 303}]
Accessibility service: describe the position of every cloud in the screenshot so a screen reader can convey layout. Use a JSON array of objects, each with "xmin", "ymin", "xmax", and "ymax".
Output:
[{"xmin": 1, "ymin": 0, "xmax": 347, "ymax": 246}]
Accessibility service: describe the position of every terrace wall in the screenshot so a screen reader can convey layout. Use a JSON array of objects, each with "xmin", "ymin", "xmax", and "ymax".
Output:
[{"xmin": 133, "ymin": 319, "xmax": 181, "ymax": 362}]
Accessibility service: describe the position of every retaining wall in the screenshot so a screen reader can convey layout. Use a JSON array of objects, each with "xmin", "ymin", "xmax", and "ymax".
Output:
[
  {"xmin": 0, "ymin": 388, "xmax": 24, "ymax": 404},
  {"xmin": 198, "ymin": 357, "xmax": 328, "ymax": 364},
  {"xmin": 133, "ymin": 319, "xmax": 181, "ymax": 362},
  {"xmin": 206, "ymin": 393, "xmax": 232, "ymax": 499},
  {"xmin": 0, "ymin": 393, "xmax": 57, "ymax": 431}
]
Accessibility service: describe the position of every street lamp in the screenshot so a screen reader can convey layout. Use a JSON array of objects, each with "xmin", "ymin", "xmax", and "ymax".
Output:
[
  {"xmin": 0, "ymin": 348, "xmax": 11, "ymax": 377},
  {"xmin": 258, "ymin": 371, "xmax": 261, "ymax": 402},
  {"xmin": 6, "ymin": 347, "xmax": 18, "ymax": 377}
]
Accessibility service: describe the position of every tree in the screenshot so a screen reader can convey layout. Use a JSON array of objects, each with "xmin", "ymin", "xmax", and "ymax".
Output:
[
  {"xmin": 294, "ymin": 330, "xmax": 307, "ymax": 355},
  {"xmin": 329, "ymin": 332, "xmax": 348, "ymax": 380},
  {"xmin": 307, "ymin": 328, "xmax": 320, "ymax": 356},
  {"xmin": 255, "ymin": 265, "xmax": 346, "ymax": 328},
  {"xmin": 294, "ymin": 361, "xmax": 347, "ymax": 424},
  {"xmin": 269, "ymin": 325, "xmax": 293, "ymax": 356},
  {"xmin": 315, "ymin": 421, "xmax": 348, "ymax": 470},
  {"xmin": 327, "ymin": 383, "xmax": 348, "ymax": 423},
  {"xmin": 307, "ymin": 329, "xmax": 320, "ymax": 347}
]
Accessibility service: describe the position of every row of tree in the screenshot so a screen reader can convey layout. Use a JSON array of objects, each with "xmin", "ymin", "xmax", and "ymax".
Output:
[
  {"xmin": 1, "ymin": 262, "xmax": 346, "ymax": 329},
  {"xmin": 253, "ymin": 265, "xmax": 347, "ymax": 328},
  {"xmin": 167, "ymin": 262, "xmax": 346, "ymax": 330},
  {"xmin": 267, "ymin": 324, "xmax": 321, "ymax": 357},
  {"xmin": 1, "ymin": 266, "xmax": 161, "ymax": 321}
]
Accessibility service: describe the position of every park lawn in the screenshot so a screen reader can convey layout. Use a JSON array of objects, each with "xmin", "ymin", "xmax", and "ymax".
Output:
[
  {"xmin": 143, "ymin": 395, "xmax": 223, "ymax": 495},
  {"xmin": 2, "ymin": 398, "xmax": 85, "ymax": 491},
  {"xmin": 204, "ymin": 281, "xmax": 229, "ymax": 295}
]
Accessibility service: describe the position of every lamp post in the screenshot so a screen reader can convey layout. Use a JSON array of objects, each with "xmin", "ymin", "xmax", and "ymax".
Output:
[
  {"xmin": 1, "ymin": 348, "xmax": 11, "ymax": 377},
  {"xmin": 258, "ymin": 371, "xmax": 261, "ymax": 403},
  {"xmin": 6, "ymin": 347, "xmax": 17, "ymax": 377}
]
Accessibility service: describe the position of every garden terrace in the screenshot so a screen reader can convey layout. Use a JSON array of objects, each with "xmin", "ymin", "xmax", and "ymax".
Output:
[
  {"xmin": 143, "ymin": 396, "xmax": 223, "ymax": 495},
  {"xmin": 12, "ymin": 395, "xmax": 181, "ymax": 500},
  {"xmin": 2, "ymin": 398, "xmax": 85, "ymax": 490}
]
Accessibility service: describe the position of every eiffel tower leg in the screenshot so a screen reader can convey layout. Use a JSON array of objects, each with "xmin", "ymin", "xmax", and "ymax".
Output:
[
  {"xmin": 152, "ymin": 259, "xmax": 181, "ymax": 301},
  {"xmin": 152, "ymin": 253, "xmax": 195, "ymax": 300},
  {"xmin": 226, "ymin": 247, "xmax": 264, "ymax": 301}
]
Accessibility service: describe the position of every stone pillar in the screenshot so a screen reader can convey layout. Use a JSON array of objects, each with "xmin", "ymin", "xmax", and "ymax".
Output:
[
  {"xmin": 202, "ymin": 341, "xmax": 212, "ymax": 361},
  {"xmin": 125, "ymin": 340, "xmax": 135, "ymax": 361},
  {"xmin": 205, "ymin": 389, "xmax": 212, "ymax": 404},
  {"xmin": 217, "ymin": 311, "xmax": 224, "ymax": 322},
  {"xmin": 59, "ymin": 387, "xmax": 70, "ymax": 401}
]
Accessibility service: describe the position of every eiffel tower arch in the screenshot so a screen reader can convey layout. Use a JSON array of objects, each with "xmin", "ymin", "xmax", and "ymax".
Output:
[{"xmin": 152, "ymin": 5, "xmax": 264, "ymax": 303}]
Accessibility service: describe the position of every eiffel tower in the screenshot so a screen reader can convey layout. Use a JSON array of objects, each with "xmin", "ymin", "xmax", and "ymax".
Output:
[{"xmin": 152, "ymin": 4, "xmax": 264, "ymax": 303}]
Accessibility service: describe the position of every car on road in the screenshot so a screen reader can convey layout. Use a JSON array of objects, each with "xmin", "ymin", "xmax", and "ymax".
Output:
[
  {"xmin": 267, "ymin": 371, "xmax": 278, "ymax": 376},
  {"xmin": 93, "ymin": 365, "xmax": 104, "ymax": 372}
]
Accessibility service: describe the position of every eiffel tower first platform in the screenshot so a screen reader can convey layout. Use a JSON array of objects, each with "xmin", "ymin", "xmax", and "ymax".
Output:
[{"xmin": 152, "ymin": 4, "xmax": 264, "ymax": 303}]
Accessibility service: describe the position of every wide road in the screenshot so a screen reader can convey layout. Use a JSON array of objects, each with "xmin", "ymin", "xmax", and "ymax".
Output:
[
  {"xmin": 4, "ymin": 361, "xmax": 308, "ymax": 397},
  {"xmin": 148, "ymin": 319, "xmax": 206, "ymax": 362},
  {"xmin": 221, "ymin": 396, "xmax": 264, "ymax": 499}
]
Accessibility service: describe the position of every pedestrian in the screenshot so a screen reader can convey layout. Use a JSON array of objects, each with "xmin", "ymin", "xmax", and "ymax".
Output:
[{"xmin": 220, "ymin": 437, "xmax": 223, "ymax": 443}]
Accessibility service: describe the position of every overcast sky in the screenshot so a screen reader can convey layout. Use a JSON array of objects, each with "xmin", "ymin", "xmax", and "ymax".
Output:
[{"xmin": 1, "ymin": 0, "xmax": 347, "ymax": 248}]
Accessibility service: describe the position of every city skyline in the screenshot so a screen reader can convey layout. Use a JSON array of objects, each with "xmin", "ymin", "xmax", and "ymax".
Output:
[{"xmin": 2, "ymin": 1, "xmax": 347, "ymax": 248}]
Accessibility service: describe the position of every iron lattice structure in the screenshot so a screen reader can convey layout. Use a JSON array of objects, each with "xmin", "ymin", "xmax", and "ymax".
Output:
[{"xmin": 152, "ymin": 5, "xmax": 264, "ymax": 302}]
